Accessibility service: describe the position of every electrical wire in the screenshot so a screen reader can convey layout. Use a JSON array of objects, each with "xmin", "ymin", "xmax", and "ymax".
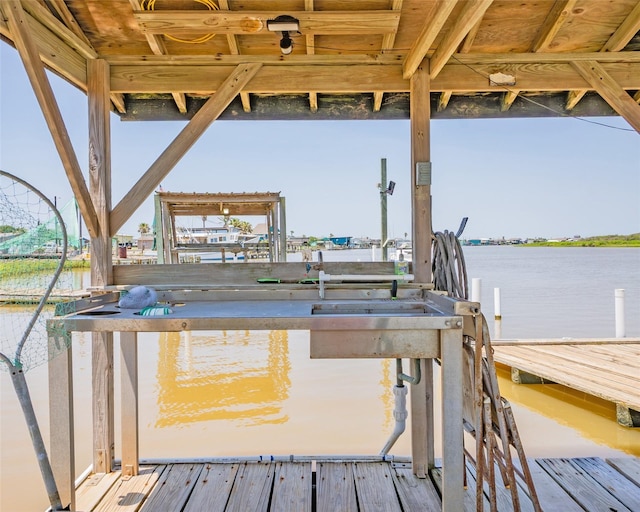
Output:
[
  {"xmin": 141, "ymin": 0, "xmax": 218, "ymax": 44},
  {"xmin": 289, "ymin": 36, "xmax": 635, "ymax": 133}
]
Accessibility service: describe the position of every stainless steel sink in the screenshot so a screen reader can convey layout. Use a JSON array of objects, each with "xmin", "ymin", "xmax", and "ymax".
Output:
[{"xmin": 311, "ymin": 300, "xmax": 428, "ymax": 316}]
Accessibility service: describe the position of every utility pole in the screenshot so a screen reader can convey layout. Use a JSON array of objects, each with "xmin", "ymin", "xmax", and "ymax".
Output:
[{"xmin": 380, "ymin": 158, "xmax": 388, "ymax": 261}]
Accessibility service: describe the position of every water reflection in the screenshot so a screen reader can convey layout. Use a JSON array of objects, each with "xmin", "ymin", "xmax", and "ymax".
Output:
[
  {"xmin": 155, "ymin": 330, "xmax": 291, "ymax": 427},
  {"xmin": 496, "ymin": 366, "xmax": 640, "ymax": 456}
]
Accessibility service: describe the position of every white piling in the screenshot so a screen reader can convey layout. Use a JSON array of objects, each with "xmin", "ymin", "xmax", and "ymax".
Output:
[
  {"xmin": 615, "ymin": 289, "xmax": 626, "ymax": 338},
  {"xmin": 494, "ymin": 319, "xmax": 502, "ymax": 340},
  {"xmin": 471, "ymin": 278, "xmax": 482, "ymax": 303},
  {"xmin": 371, "ymin": 246, "xmax": 376, "ymax": 261},
  {"xmin": 494, "ymin": 287, "xmax": 502, "ymax": 320}
]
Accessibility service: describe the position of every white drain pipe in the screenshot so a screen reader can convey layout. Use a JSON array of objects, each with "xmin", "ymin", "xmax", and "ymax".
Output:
[{"xmin": 380, "ymin": 384, "xmax": 408, "ymax": 456}]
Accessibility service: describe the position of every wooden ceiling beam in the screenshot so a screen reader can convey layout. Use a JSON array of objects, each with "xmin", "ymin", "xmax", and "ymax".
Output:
[
  {"xmin": 109, "ymin": 62, "xmax": 640, "ymax": 95},
  {"xmin": 133, "ymin": 10, "xmax": 400, "ymax": 36},
  {"xmin": 601, "ymin": 2, "xmax": 640, "ymax": 53},
  {"xmin": 566, "ymin": 2, "xmax": 640, "ymax": 111},
  {"xmin": 26, "ymin": 0, "xmax": 125, "ymax": 112},
  {"xmin": 218, "ymin": 0, "xmax": 251, "ymax": 113},
  {"xmin": 403, "ymin": 0, "xmax": 458, "ymax": 79},
  {"xmin": 110, "ymin": 63, "xmax": 262, "ymax": 235},
  {"xmin": 429, "ymin": 0, "xmax": 494, "ymax": 80},
  {"xmin": 305, "ymin": 0, "xmax": 317, "ymax": 113},
  {"xmin": 571, "ymin": 60, "xmax": 640, "ymax": 133},
  {"xmin": 105, "ymin": 51, "xmax": 640, "ymax": 66},
  {"xmin": 374, "ymin": 0, "xmax": 403, "ymax": 111},
  {"xmin": 0, "ymin": 4, "xmax": 87, "ymax": 90},
  {"xmin": 128, "ymin": 0, "xmax": 187, "ymax": 114},
  {"xmin": 531, "ymin": 0, "xmax": 578, "ymax": 52},
  {"xmin": 3, "ymin": 0, "xmax": 99, "ymax": 238}
]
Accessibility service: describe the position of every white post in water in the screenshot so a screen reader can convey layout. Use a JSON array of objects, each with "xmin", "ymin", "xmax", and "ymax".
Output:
[
  {"xmin": 471, "ymin": 278, "xmax": 481, "ymax": 303},
  {"xmin": 494, "ymin": 288, "xmax": 502, "ymax": 320},
  {"xmin": 615, "ymin": 289, "xmax": 626, "ymax": 338},
  {"xmin": 371, "ymin": 246, "xmax": 376, "ymax": 261}
]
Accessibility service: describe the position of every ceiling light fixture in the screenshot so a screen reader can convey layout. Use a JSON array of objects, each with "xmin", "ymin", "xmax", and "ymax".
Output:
[{"xmin": 267, "ymin": 15, "xmax": 299, "ymax": 55}]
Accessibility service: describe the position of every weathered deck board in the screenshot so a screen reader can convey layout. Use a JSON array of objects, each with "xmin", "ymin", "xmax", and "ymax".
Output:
[
  {"xmin": 183, "ymin": 463, "xmax": 239, "ymax": 511},
  {"xmin": 536, "ymin": 458, "xmax": 634, "ymax": 512},
  {"xmin": 139, "ymin": 463, "xmax": 203, "ymax": 512},
  {"xmin": 270, "ymin": 461, "xmax": 312, "ymax": 512},
  {"xmin": 352, "ymin": 462, "xmax": 402, "ymax": 512},
  {"xmin": 316, "ymin": 461, "xmax": 358, "ymax": 512},
  {"xmin": 71, "ymin": 457, "xmax": 640, "ymax": 511},
  {"xmin": 93, "ymin": 466, "xmax": 164, "ymax": 512},
  {"xmin": 75, "ymin": 471, "xmax": 120, "ymax": 512},
  {"xmin": 521, "ymin": 459, "xmax": 583, "ymax": 512},
  {"xmin": 492, "ymin": 343, "xmax": 640, "ymax": 411},
  {"xmin": 572, "ymin": 458, "xmax": 640, "ymax": 511},
  {"xmin": 225, "ymin": 462, "xmax": 274, "ymax": 512},
  {"xmin": 607, "ymin": 457, "xmax": 640, "ymax": 487},
  {"xmin": 392, "ymin": 464, "xmax": 441, "ymax": 511}
]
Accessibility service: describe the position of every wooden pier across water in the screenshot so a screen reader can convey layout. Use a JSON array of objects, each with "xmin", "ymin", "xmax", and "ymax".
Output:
[
  {"xmin": 71, "ymin": 456, "xmax": 640, "ymax": 512},
  {"xmin": 491, "ymin": 339, "xmax": 640, "ymax": 427}
]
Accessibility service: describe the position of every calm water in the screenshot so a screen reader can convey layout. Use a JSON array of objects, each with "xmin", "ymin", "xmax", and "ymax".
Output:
[{"xmin": 1, "ymin": 247, "xmax": 639, "ymax": 511}]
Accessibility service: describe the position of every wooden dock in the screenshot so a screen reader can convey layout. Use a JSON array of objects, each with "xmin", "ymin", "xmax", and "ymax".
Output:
[
  {"xmin": 491, "ymin": 339, "xmax": 640, "ymax": 427},
  {"xmin": 69, "ymin": 456, "xmax": 640, "ymax": 512}
]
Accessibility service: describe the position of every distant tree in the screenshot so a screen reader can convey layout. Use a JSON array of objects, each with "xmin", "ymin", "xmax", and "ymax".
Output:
[
  {"xmin": 138, "ymin": 222, "xmax": 150, "ymax": 235},
  {"xmin": 290, "ymin": 230, "xmax": 294, "ymax": 237},
  {"xmin": 1, "ymin": 224, "xmax": 25, "ymax": 233},
  {"xmin": 229, "ymin": 218, "xmax": 253, "ymax": 234}
]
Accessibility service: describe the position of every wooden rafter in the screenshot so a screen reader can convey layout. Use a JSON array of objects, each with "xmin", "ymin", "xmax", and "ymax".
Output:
[
  {"xmin": 531, "ymin": 0, "xmax": 578, "ymax": 52},
  {"xmin": 501, "ymin": 90, "xmax": 520, "ymax": 112},
  {"xmin": 567, "ymin": 2, "xmax": 640, "ymax": 111},
  {"xmin": 440, "ymin": 8, "xmax": 485, "ymax": 112},
  {"xmin": 0, "ymin": 5, "xmax": 87, "ymax": 89},
  {"xmin": 128, "ymin": 0, "xmax": 187, "ymax": 114},
  {"xmin": 305, "ymin": 0, "xmax": 317, "ymax": 113},
  {"xmin": 428, "ymin": 0, "xmax": 494, "ymax": 80},
  {"xmin": 22, "ymin": 0, "xmax": 125, "ymax": 113},
  {"xmin": 3, "ymin": 0, "xmax": 99, "ymax": 238},
  {"xmin": 373, "ymin": 0, "xmax": 403, "ymax": 112},
  {"xmin": 133, "ymin": 10, "xmax": 401, "ymax": 36},
  {"xmin": 403, "ymin": 0, "xmax": 458, "ymax": 80},
  {"xmin": 110, "ymin": 63, "xmax": 262, "ymax": 235},
  {"xmin": 571, "ymin": 61, "xmax": 640, "ymax": 133},
  {"xmin": 218, "ymin": 0, "xmax": 251, "ymax": 113},
  {"xmin": 457, "ymin": 17, "xmax": 482, "ymax": 54}
]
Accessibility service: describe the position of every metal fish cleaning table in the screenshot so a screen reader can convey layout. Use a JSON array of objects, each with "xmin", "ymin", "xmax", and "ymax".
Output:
[{"xmin": 47, "ymin": 287, "xmax": 471, "ymax": 511}]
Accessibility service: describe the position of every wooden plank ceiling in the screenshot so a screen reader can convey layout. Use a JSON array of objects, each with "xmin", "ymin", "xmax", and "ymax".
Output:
[{"xmin": 1, "ymin": 0, "xmax": 639, "ymax": 127}]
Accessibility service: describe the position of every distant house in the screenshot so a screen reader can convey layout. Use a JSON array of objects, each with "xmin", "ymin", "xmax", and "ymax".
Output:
[{"xmin": 329, "ymin": 236, "xmax": 351, "ymax": 247}]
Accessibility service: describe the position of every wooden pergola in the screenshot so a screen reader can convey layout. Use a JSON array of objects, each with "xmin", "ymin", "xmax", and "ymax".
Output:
[
  {"xmin": 1, "ymin": 0, "xmax": 639, "ymax": 289},
  {"xmin": 1, "ymin": 1, "xmax": 639, "ymax": 510},
  {"xmin": 154, "ymin": 191, "xmax": 286, "ymax": 262}
]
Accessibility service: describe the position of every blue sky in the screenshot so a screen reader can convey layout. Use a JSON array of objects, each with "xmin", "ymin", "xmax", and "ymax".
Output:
[{"xmin": 1, "ymin": 44, "xmax": 639, "ymax": 240}]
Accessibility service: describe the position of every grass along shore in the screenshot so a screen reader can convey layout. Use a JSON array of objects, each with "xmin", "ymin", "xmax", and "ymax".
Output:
[{"xmin": 522, "ymin": 233, "xmax": 640, "ymax": 247}]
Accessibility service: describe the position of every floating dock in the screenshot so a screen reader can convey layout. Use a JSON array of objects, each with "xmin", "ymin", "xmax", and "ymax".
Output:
[
  {"xmin": 492, "ymin": 339, "xmax": 640, "ymax": 427},
  {"xmin": 71, "ymin": 456, "xmax": 640, "ymax": 512}
]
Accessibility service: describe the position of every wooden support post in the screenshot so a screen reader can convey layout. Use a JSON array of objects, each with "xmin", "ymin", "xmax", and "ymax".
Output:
[
  {"xmin": 279, "ymin": 197, "xmax": 287, "ymax": 262},
  {"xmin": 410, "ymin": 57, "xmax": 434, "ymax": 479},
  {"xmin": 48, "ymin": 331, "xmax": 75, "ymax": 510},
  {"xmin": 410, "ymin": 58, "xmax": 431, "ymax": 283},
  {"xmin": 88, "ymin": 59, "xmax": 115, "ymax": 474},
  {"xmin": 440, "ymin": 327, "xmax": 464, "ymax": 512},
  {"xmin": 120, "ymin": 332, "xmax": 139, "ymax": 477}
]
